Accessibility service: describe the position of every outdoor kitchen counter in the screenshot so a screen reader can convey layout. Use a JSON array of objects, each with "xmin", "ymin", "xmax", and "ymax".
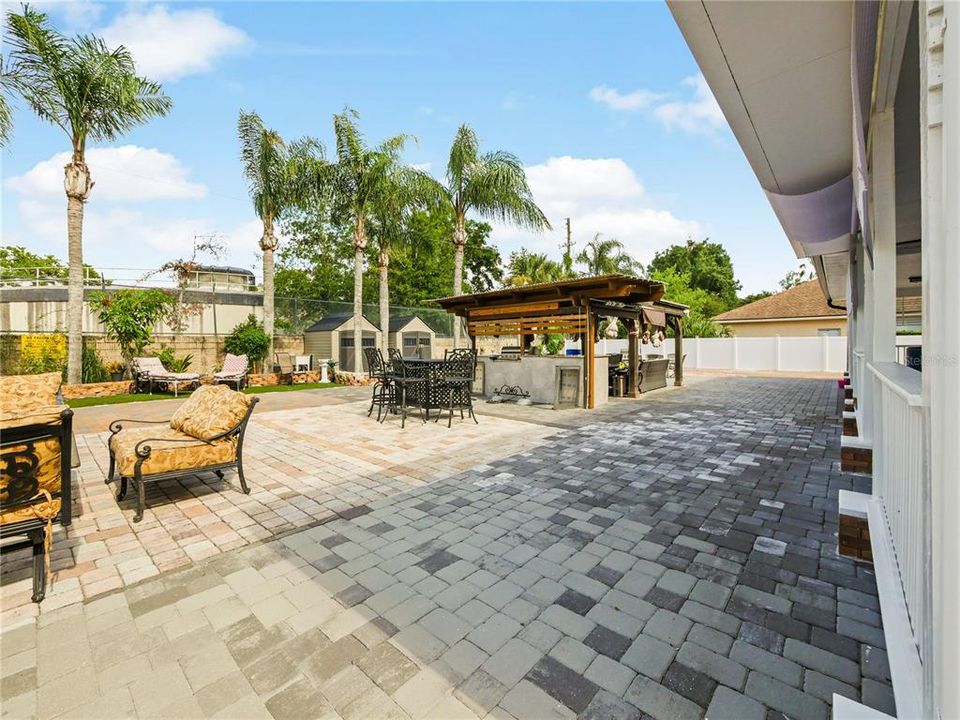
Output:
[{"xmin": 478, "ymin": 354, "xmax": 608, "ymax": 408}]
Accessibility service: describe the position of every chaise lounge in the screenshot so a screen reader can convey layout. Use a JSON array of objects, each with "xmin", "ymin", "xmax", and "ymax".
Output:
[
  {"xmin": 132, "ymin": 356, "xmax": 201, "ymax": 396},
  {"xmin": 106, "ymin": 384, "xmax": 258, "ymax": 522},
  {"xmin": 0, "ymin": 372, "xmax": 73, "ymax": 602},
  {"xmin": 214, "ymin": 353, "xmax": 249, "ymax": 390}
]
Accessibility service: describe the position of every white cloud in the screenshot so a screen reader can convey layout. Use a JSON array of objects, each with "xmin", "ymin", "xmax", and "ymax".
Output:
[
  {"xmin": 589, "ymin": 73, "xmax": 726, "ymax": 135},
  {"xmin": 653, "ymin": 74, "xmax": 725, "ymax": 134},
  {"xmin": 99, "ymin": 5, "xmax": 251, "ymax": 82},
  {"xmin": 588, "ymin": 86, "xmax": 663, "ymax": 112},
  {"xmin": 5, "ymin": 146, "xmax": 207, "ymax": 202},
  {"xmin": 28, "ymin": 1, "xmax": 105, "ymax": 28},
  {"xmin": 489, "ymin": 156, "xmax": 703, "ymax": 267}
]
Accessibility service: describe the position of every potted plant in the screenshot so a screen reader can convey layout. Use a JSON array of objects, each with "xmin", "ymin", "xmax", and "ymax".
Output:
[{"xmin": 106, "ymin": 361, "xmax": 125, "ymax": 382}]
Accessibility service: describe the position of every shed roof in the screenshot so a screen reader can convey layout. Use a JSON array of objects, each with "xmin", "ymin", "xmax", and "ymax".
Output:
[
  {"xmin": 714, "ymin": 280, "xmax": 845, "ymax": 322},
  {"xmin": 304, "ymin": 313, "xmax": 377, "ymax": 332},
  {"xmin": 388, "ymin": 315, "xmax": 430, "ymax": 332}
]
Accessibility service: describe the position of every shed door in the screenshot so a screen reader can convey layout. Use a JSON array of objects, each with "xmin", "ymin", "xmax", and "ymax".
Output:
[
  {"xmin": 402, "ymin": 332, "xmax": 432, "ymax": 358},
  {"xmin": 340, "ymin": 332, "xmax": 377, "ymax": 371}
]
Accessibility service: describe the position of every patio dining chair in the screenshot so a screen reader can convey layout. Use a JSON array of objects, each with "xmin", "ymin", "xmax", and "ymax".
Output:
[
  {"xmin": 214, "ymin": 353, "xmax": 249, "ymax": 390},
  {"xmin": 435, "ymin": 348, "xmax": 478, "ymax": 427},
  {"xmin": 363, "ymin": 347, "xmax": 393, "ymax": 422},
  {"xmin": 384, "ymin": 349, "xmax": 426, "ymax": 429}
]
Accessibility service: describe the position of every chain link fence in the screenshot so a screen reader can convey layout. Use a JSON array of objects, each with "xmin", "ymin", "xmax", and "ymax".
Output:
[{"xmin": 274, "ymin": 297, "xmax": 460, "ymax": 337}]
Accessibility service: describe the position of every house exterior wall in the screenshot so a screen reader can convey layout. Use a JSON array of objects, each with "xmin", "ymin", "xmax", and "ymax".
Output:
[{"xmin": 720, "ymin": 317, "xmax": 848, "ymax": 337}]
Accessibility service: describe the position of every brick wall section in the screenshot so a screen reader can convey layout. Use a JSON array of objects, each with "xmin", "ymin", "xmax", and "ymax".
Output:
[
  {"xmin": 841, "ymin": 446, "xmax": 873, "ymax": 473},
  {"xmin": 843, "ymin": 416, "xmax": 858, "ymax": 436},
  {"xmin": 839, "ymin": 515, "xmax": 873, "ymax": 561}
]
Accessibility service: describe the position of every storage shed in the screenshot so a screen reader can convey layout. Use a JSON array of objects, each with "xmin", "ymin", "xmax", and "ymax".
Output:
[
  {"xmin": 303, "ymin": 313, "xmax": 382, "ymax": 372},
  {"xmin": 388, "ymin": 315, "xmax": 436, "ymax": 358}
]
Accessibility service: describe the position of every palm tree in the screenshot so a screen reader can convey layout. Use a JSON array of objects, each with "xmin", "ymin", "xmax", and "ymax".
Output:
[
  {"xmin": 5, "ymin": 6, "xmax": 171, "ymax": 383},
  {"xmin": 577, "ymin": 233, "xmax": 642, "ymax": 276},
  {"xmin": 367, "ymin": 168, "xmax": 443, "ymax": 357},
  {"xmin": 505, "ymin": 249, "xmax": 564, "ymax": 287},
  {"xmin": 442, "ymin": 124, "xmax": 550, "ymax": 346},
  {"xmin": 320, "ymin": 109, "xmax": 423, "ymax": 371},
  {"xmin": 237, "ymin": 111, "xmax": 316, "ymax": 366}
]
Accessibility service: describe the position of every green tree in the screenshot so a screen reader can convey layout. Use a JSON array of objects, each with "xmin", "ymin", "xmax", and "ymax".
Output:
[
  {"xmin": 505, "ymin": 249, "xmax": 564, "ymax": 287},
  {"xmin": 779, "ymin": 262, "xmax": 816, "ymax": 290},
  {"xmin": 576, "ymin": 234, "xmax": 641, "ymax": 276},
  {"xmin": 647, "ymin": 238, "xmax": 741, "ymax": 310},
  {"xmin": 650, "ymin": 267, "xmax": 730, "ymax": 338},
  {"xmin": 738, "ymin": 290, "xmax": 774, "ymax": 306},
  {"xmin": 440, "ymin": 124, "xmax": 550, "ymax": 346},
  {"xmin": 367, "ymin": 210, "xmax": 501, "ymax": 306},
  {"xmin": 5, "ymin": 6, "xmax": 171, "ymax": 384},
  {"xmin": 89, "ymin": 289, "xmax": 176, "ymax": 376},
  {"xmin": 314, "ymin": 109, "xmax": 424, "ymax": 370},
  {"xmin": 223, "ymin": 314, "xmax": 271, "ymax": 371},
  {"xmin": 237, "ymin": 110, "xmax": 317, "ymax": 366},
  {"xmin": 366, "ymin": 160, "xmax": 443, "ymax": 354},
  {"xmin": 0, "ymin": 245, "xmax": 101, "ymax": 285}
]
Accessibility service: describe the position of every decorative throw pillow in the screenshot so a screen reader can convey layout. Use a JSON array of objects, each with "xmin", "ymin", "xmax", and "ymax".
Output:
[{"xmin": 170, "ymin": 384, "xmax": 252, "ymax": 440}]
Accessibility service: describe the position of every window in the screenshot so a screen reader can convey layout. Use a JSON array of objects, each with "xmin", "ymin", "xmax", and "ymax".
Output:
[{"xmin": 818, "ymin": 328, "xmax": 841, "ymax": 337}]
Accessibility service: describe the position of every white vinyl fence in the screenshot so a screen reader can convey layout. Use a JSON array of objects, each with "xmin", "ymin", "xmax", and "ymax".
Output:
[{"xmin": 596, "ymin": 336, "xmax": 848, "ymax": 374}]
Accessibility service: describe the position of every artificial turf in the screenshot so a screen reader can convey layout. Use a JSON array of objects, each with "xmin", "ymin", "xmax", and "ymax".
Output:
[{"xmin": 66, "ymin": 382, "xmax": 342, "ymax": 408}]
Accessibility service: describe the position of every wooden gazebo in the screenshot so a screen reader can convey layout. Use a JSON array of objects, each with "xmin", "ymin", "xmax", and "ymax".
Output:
[{"xmin": 437, "ymin": 274, "xmax": 686, "ymax": 408}]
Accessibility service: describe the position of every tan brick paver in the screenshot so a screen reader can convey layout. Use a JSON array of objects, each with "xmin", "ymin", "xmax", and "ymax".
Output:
[{"xmin": 1, "ymin": 398, "xmax": 554, "ymax": 623}]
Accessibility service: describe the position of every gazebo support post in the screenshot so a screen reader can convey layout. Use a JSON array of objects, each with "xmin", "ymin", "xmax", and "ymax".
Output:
[
  {"xmin": 628, "ymin": 317, "xmax": 639, "ymax": 398},
  {"xmin": 672, "ymin": 315, "xmax": 684, "ymax": 386}
]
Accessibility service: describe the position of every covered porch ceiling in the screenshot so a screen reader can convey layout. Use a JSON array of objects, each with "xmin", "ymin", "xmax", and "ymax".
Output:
[
  {"xmin": 668, "ymin": 1, "xmax": 923, "ymax": 310},
  {"xmin": 668, "ymin": 0, "xmax": 854, "ymax": 306}
]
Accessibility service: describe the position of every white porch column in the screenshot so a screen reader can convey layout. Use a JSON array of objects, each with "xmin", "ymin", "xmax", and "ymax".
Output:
[
  {"xmin": 921, "ymin": 1, "xmax": 959, "ymax": 717},
  {"xmin": 870, "ymin": 109, "xmax": 899, "ymax": 365}
]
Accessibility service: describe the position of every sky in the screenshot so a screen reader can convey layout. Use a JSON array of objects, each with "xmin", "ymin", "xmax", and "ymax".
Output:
[{"xmin": 1, "ymin": 0, "xmax": 801, "ymax": 295}]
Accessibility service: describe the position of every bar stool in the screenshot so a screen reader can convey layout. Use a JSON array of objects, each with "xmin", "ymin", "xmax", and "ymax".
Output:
[
  {"xmin": 363, "ymin": 347, "xmax": 392, "ymax": 422},
  {"xmin": 435, "ymin": 348, "xmax": 478, "ymax": 427},
  {"xmin": 385, "ymin": 349, "xmax": 426, "ymax": 428}
]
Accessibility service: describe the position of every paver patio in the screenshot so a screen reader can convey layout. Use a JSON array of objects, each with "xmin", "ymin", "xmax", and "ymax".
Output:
[{"xmin": 1, "ymin": 378, "xmax": 895, "ymax": 719}]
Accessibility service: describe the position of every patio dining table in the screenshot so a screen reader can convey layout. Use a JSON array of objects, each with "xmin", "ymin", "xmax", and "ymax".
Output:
[{"xmin": 397, "ymin": 358, "xmax": 450, "ymax": 415}]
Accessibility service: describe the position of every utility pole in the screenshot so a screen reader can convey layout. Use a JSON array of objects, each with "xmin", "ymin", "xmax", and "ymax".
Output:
[{"xmin": 560, "ymin": 217, "xmax": 574, "ymax": 274}]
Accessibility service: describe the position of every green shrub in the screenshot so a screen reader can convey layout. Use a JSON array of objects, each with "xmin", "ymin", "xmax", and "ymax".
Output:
[
  {"xmin": 155, "ymin": 346, "xmax": 193, "ymax": 372},
  {"xmin": 81, "ymin": 342, "xmax": 109, "ymax": 383},
  {"xmin": 224, "ymin": 315, "xmax": 271, "ymax": 369}
]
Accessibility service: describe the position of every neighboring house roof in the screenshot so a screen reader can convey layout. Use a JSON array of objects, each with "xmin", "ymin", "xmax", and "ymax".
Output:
[
  {"xmin": 305, "ymin": 313, "xmax": 376, "ymax": 332},
  {"xmin": 714, "ymin": 280, "xmax": 846, "ymax": 322}
]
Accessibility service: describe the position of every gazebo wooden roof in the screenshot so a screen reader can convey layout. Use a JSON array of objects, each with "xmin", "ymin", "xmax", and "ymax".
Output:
[
  {"xmin": 436, "ymin": 274, "xmax": 667, "ymax": 315},
  {"xmin": 437, "ymin": 275, "xmax": 688, "ymax": 408}
]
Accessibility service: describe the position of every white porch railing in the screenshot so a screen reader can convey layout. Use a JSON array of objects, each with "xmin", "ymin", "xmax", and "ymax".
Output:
[
  {"xmin": 868, "ymin": 361, "xmax": 929, "ymax": 711},
  {"xmin": 852, "ymin": 349, "xmax": 866, "ymax": 398}
]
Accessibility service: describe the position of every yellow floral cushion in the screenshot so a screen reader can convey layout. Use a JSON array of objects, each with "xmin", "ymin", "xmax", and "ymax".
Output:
[
  {"xmin": 0, "ymin": 405, "xmax": 66, "ymax": 431},
  {"xmin": 1, "ymin": 435, "xmax": 63, "ymax": 526},
  {"xmin": 169, "ymin": 384, "xmax": 252, "ymax": 440},
  {"xmin": 0, "ymin": 372, "xmax": 62, "ymax": 418},
  {"xmin": 109, "ymin": 426, "xmax": 236, "ymax": 477}
]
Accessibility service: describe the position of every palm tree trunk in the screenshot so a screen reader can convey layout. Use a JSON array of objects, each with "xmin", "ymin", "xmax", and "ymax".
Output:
[
  {"xmin": 452, "ymin": 214, "xmax": 467, "ymax": 348},
  {"xmin": 353, "ymin": 217, "xmax": 366, "ymax": 373},
  {"xmin": 64, "ymin": 155, "xmax": 93, "ymax": 385},
  {"xmin": 379, "ymin": 244, "xmax": 389, "ymax": 359},
  {"xmin": 260, "ymin": 216, "xmax": 276, "ymax": 371}
]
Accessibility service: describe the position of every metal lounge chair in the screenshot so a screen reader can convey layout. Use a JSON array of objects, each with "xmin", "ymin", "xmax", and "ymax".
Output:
[
  {"xmin": 214, "ymin": 353, "xmax": 249, "ymax": 390},
  {"xmin": 133, "ymin": 356, "xmax": 200, "ymax": 396}
]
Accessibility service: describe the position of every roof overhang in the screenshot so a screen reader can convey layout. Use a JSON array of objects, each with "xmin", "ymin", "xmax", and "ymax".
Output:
[
  {"xmin": 436, "ymin": 275, "xmax": 665, "ymax": 317},
  {"xmin": 668, "ymin": 1, "xmax": 857, "ymax": 306}
]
